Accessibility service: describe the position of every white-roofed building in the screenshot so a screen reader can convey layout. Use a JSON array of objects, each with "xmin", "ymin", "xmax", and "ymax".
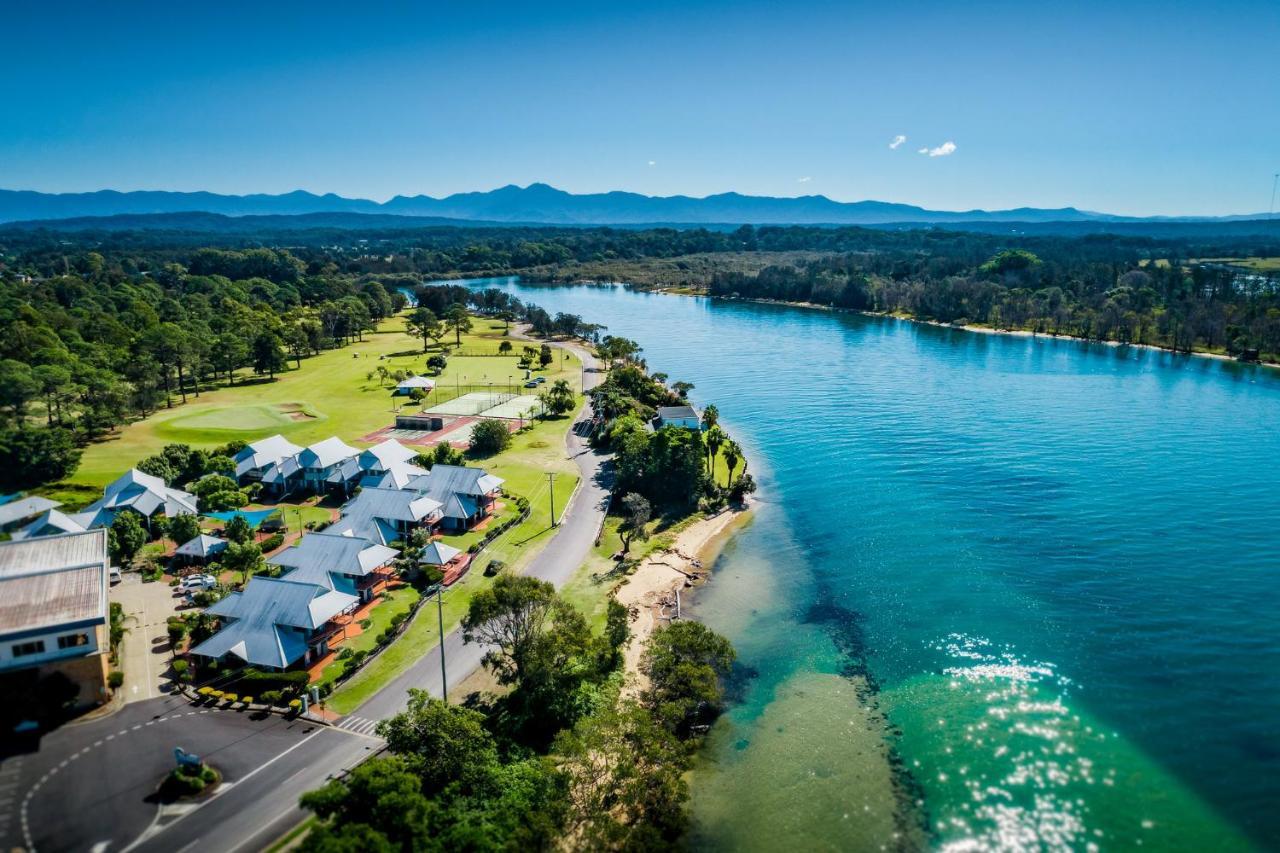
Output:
[
  {"xmin": 234, "ymin": 434, "xmax": 304, "ymax": 482},
  {"xmin": 174, "ymin": 534, "xmax": 228, "ymax": 565},
  {"xmin": 392, "ymin": 375, "xmax": 436, "ymax": 396},
  {"xmin": 298, "ymin": 437, "xmax": 362, "ymax": 496},
  {"xmin": 359, "ymin": 438, "xmax": 418, "ymax": 473},
  {"xmin": 0, "ymin": 530, "xmax": 112, "ymax": 707}
]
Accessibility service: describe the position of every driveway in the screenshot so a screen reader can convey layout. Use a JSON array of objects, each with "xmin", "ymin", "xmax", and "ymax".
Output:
[
  {"xmin": 0, "ymin": 694, "xmax": 376, "ymax": 853},
  {"xmin": 111, "ymin": 573, "xmax": 187, "ymax": 703}
]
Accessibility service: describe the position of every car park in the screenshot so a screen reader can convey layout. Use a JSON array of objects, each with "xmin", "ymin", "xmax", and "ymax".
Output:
[{"xmin": 178, "ymin": 573, "xmax": 218, "ymax": 591}]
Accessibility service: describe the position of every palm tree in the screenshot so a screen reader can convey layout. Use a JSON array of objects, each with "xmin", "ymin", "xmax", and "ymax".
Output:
[
  {"xmin": 701, "ymin": 403, "xmax": 720, "ymax": 431},
  {"xmin": 705, "ymin": 424, "xmax": 726, "ymax": 477},
  {"xmin": 722, "ymin": 439, "xmax": 742, "ymax": 487}
]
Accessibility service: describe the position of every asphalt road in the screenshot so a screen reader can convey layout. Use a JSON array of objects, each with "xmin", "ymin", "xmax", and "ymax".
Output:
[
  {"xmin": 8, "ymin": 342, "xmax": 613, "ymax": 852},
  {"xmin": 2, "ymin": 693, "xmax": 377, "ymax": 853}
]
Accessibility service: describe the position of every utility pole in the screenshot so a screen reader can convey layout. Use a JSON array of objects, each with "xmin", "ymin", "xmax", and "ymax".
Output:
[
  {"xmin": 1270, "ymin": 173, "xmax": 1279, "ymax": 219},
  {"xmin": 437, "ymin": 585, "xmax": 447, "ymax": 703},
  {"xmin": 548, "ymin": 472, "xmax": 557, "ymax": 527}
]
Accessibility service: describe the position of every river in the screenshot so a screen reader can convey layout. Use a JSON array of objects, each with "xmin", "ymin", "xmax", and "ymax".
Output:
[{"xmin": 457, "ymin": 277, "xmax": 1280, "ymax": 851}]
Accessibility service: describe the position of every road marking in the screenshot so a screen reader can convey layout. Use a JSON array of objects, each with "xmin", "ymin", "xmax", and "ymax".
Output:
[{"xmin": 120, "ymin": 727, "xmax": 327, "ymax": 853}]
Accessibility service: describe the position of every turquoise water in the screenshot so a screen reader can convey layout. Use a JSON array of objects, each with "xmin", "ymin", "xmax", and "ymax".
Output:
[
  {"xmin": 461, "ymin": 279, "xmax": 1280, "ymax": 850},
  {"xmin": 203, "ymin": 508, "xmax": 276, "ymax": 528}
]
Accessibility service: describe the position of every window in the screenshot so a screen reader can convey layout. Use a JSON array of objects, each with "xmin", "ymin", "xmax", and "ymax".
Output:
[
  {"xmin": 12, "ymin": 640, "xmax": 46, "ymax": 657},
  {"xmin": 58, "ymin": 633, "xmax": 90, "ymax": 650}
]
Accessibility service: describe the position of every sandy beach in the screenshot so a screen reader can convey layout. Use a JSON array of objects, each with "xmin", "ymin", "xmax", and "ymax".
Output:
[{"xmin": 614, "ymin": 503, "xmax": 753, "ymax": 692}]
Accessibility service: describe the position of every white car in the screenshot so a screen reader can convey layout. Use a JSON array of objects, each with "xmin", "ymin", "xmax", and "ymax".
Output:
[{"xmin": 178, "ymin": 574, "xmax": 218, "ymax": 591}]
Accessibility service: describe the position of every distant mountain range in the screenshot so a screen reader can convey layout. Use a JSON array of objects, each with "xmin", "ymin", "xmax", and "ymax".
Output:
[{"xmin": 0, "ymin": 184, "xmax": 1269, "ymax": 227}]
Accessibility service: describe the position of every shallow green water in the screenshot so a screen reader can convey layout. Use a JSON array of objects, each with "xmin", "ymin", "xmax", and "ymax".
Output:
[{"xmin": 462, "ymin": 279, "xmax": 1280, "ymax": 850}]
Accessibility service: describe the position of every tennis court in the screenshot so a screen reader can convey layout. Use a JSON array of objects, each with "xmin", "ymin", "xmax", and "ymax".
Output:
[
  {"xmin": 483, "ymin": 394, "xmax": 543, "ymax": 420},
  {"xmin": 424, "ymin": 391, "xmax": 516, "ymax": 417}
]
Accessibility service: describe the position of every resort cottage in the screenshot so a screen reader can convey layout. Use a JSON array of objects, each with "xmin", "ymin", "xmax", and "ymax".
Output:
[
  {"xmin": 190, "ymin": 575, "xmax": 358, "ymax": 670},
  {"xmin": 405, "ymin": 465, "xmax": 504, "ymax": 532},
  {"xmin": 267, "ymin": 532, "xmax": 399, "ymax": 603},
  {"xmin": 67, "ymin": 469, "xmax": 197, "ymax": 532},
  {"xmin": 654, "ymin": 405, "xmax": 703, "ymax": 431}
]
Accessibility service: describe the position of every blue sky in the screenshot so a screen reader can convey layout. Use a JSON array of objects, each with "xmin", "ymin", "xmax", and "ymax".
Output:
[{"xmin": 3, "ymin": 0, "xmax": 1277, "ymax": 216}]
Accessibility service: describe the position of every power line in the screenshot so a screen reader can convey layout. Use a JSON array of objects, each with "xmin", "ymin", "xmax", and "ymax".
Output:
[{"xmin": 1270, "ymin": 173, "xmax": 1279, "ymax": 219}]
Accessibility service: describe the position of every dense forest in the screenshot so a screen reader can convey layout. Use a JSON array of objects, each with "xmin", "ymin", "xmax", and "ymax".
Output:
[
  {"xmin": 709, "ymin": 244, "xmax": 1280, "ymax": 360},
  {"xmin": 2, "ymin": 225, "xmax": 1277, "ymax": 491}
]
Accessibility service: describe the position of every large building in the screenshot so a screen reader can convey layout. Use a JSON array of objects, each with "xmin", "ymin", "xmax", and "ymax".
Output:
[{"xmin": 0, "ymin": 530, "xmax": 113, "ymax": 708}]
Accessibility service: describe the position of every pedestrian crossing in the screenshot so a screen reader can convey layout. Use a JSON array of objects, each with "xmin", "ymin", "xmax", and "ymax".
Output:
[{"xmin": 335, "ymin": 715, "xmax": 383, "ymax": 737}]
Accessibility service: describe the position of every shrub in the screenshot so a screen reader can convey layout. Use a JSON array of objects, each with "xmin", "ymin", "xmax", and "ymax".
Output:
[
  {"xmin": 390, "ymin": 612, "xmax": 408, "ymax": 628},
  {"xmin": 288, "ymin": 699, "xmax": 301, "ymax": 710},
  {"xmin": 359, "ymin": 618, "xmax": 373, "ymax": 630},
  {"xmin": 172, "ymin": 659, "xmax": 188, "ymax": 675},
  {"xmin": 197, "ymin": 686, "xmax": 214, "ymax": 696},
  {"xmin": 167, "ymin": 768, "xmax": 206, "ymax": 796},
  {"xmin": 240, "ymin": 696, "xmax": 253, "ymax": 706},
  {"xmin": 468, "ymin": 419, "xmax": 512, "ymax": 455},
  {"xmin": 337, "ymin": 647, "xmax": 354, "ymax": 660},
  {"xmin": 223, "ymin": 693, "xmax": 238, "ymax": 703},
  {"xmin": 210, "ymin": 690, "xmax": 225, "ymax": 699},
  {"xmin": 259, "ymin": 533, "xmax": 285, "ymax": 552},
  {"xmin": 108, "ymin": 670, "xmax": 124, "ymax": 689},
  {"xmin": 484, "ymin": 560, "xmax": 505, "ymax": 577},
  {"xmin": 260, "ymin": 690, "xmax": 283, "ymax": 705}
]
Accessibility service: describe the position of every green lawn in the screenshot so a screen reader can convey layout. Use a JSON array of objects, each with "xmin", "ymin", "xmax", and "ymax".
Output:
[
  {"xmin": 66, "ymin": 316, "xmax": 582, "ymax": 490},
  {"xmin": 313, "ymin": 584, "xmax": 423, "ymax": 691}
]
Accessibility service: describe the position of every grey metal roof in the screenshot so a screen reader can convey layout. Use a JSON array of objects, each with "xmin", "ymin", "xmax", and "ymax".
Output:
[
  {"xmin": 359, "ymin": 439, "xmax": 418, "ymax": 471},
  {"xmin": 299, "ymin": 437, "xmax": 359, "ymax": 469},
  {"xmin": 361, "ymin": 461, "xmax": 428, "ymax": 490},
  {"xmin": 188, "ymin": 618, "xmax": 309, "ymax": 670},
  {"xmin": 78, "ymin": 469, "xmax": 198, "ymax": 524},
  {"xmin": 205, "ymin": 575, "xmax": 354, "ymax": 630},
  {"xmin": 0, "ymin": 496, "xmax": 61, "ymax": 528},
  {"xmin": 419, "ymin": 541, "xmax": 462, "ymax": 566},
  {"xmin": 11, "ymin": 508, "xmax": 88, "ymax": 541},
  {"xmin": 267, "ymin": 532, "xmax": 398, "ymax": 579},
  {"xmin": 657, "ymin": 405, "xmax": 700, "ymax": 421},
  {"xmin": 234, "ymin": 434, "xmax": 304, "ymax": 477},
  {"xmin": 0, "ymin": 530, "xmax": 109, "ymax": 636},
  {"xmin": 338, "ymin": 487, "xmax": 442, "ymax": 529},
  {"xmin": 405, "ymin": 464, "xmax": 502, "ymax": 521},
  {"xmin": 175, "ymin": 534, "xmax": 228, "ymax": 559}
]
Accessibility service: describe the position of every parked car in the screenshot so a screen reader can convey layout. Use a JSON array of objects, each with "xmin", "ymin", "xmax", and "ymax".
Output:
[
  {"xmin": 178, "ymin": 574, "xmax": 218, "ymax": 591},
  {"xmin": 535, "ymin": 376, "xmax": 547, "ymax": 384},
  {"xmin": 109, "ymin": 566, "xmax": 122, "ymax": 584},
  {"xmin": 523, "ymin": 379, "xmax": 539, "ymax": 388}
]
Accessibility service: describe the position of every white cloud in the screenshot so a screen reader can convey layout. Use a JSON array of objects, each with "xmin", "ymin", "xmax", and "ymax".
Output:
[
  {"xmin": 919, "ymin": 141, "xmax": 957, "ymax": 157},
  {"xmin": 647, "ymin": 160, "xmax": 656, "ymax": 166},
  {"xmin": 797, "ymin": 176, "xmax": 812, "ymax": 183},
  {"xmin": 889, "ymin": 134, "xmax": 906, "ymax": 149}
]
